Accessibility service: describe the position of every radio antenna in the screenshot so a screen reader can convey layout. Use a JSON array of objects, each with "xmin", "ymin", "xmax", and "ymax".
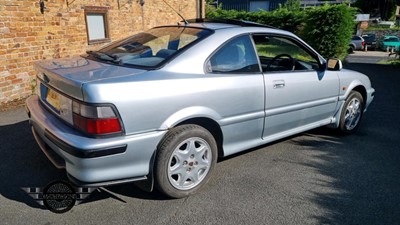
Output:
[{"xmin": 161, "ymin": 0, "xmax": 188, "ymax": 25}]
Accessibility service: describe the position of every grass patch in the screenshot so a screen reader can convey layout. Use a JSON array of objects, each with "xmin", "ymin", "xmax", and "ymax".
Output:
[
  {"xmin": 366, "ymin": 26, "xmax": 400, "ymax": 31},
  {"xmin": 255, "ymin": 43, "xmax": 316, "ymax": 62},
  {"xmin": 377, "ymin": 58, "xmax": 400, "ymax": 66}
]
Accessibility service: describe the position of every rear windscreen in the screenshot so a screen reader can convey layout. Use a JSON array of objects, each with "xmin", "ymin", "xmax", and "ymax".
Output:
[{"xmin": 95, "ymin": 27, "xmax": 213, "ymax": 68}]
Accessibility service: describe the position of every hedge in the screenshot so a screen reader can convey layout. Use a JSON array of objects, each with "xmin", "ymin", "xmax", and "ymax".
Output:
[
  {"xmin": 206, "ymin": 7, "xmax": 305, "ymax": 34},
  {"xmin": 206, "ymin": 4, "xmax": 356, "ymax": 60}
]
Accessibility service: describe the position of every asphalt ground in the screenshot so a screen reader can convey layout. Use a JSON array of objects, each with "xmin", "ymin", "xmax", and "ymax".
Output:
[
  {"xmin": 0, "ymin": 52, "xmax": 399, "ymax": 224},
  {"xmin": 346, "ymin": 50, "xmax": 396, "ymax": 64}
]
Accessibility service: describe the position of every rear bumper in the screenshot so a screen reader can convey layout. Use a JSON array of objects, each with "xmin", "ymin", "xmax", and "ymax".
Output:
[
  {"xmin": 365, "ymin": 43, "xmax": 376, "ymax": 49},
  {"xmin": 26, "ymin": 95, "xmax": 167, "ymax": 184}
]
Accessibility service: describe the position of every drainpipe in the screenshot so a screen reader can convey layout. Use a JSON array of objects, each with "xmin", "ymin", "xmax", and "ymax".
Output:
[{"xmin": 199, "ymin": 0, "xmax": 203, "ymax": 19}]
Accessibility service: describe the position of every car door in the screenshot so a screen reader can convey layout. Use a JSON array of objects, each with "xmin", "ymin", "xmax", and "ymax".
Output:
[
  {"xmin": 205, "ymin": 35, "xmax": 265, "ymax": 156},
  {"xmin": 251, "ymin": 34, "xmax": 339, "ymax": 138}
]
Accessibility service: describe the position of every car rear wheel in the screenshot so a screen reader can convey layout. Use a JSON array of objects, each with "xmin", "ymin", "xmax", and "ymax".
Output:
[
  {"xmin": 348, "ymin": 45, "xmax": 355, "ymax": 54},
  {"xmin": 339, "ymin": 91, "xmax": 364, "ymax": 134},
  {"xmin": 154, "ymin": 124, "xmax": 217, "ymax": 198}
]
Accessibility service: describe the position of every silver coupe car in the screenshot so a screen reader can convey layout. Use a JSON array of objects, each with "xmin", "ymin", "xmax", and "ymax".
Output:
[{"xmin": 26, "ymin": 19, "xmax": 375, "ymax": 198}]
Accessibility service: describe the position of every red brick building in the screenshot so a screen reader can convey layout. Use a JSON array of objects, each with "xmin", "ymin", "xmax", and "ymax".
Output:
[{"xmin": 0, "ymin": 0, "xmax": 202, "ymax": 107}]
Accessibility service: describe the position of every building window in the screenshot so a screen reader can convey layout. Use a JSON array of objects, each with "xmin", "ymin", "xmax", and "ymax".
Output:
[
  {"xmin": 84, "ymin": 6, "xmax": 110, "ymax": 45},
  {"xmin": 249, "ymin": 1, "xmax": 270, "ymax": 12}
]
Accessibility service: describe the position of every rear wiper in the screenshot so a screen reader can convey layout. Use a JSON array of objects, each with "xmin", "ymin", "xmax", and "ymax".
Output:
[{"xmin": 86, "ymin": 50, "xmax": 120, "ymax": 62}]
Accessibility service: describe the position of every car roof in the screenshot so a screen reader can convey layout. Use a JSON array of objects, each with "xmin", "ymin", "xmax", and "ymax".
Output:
[
  {"xmin": 180, "ymin": 22, "xmax": 240, "ymax": 30},
  {"xmin": 184, "ymin": 18, "xmax": 278, "ymax": 30}
]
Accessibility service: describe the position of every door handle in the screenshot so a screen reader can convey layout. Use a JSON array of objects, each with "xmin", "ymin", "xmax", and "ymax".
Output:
[{"xmin": 273, "ymin": 80, "xmax": 285, "ymax": 89}]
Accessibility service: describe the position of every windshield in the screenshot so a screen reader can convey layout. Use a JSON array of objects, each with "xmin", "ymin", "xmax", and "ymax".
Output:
[
  {"xmin": 89, "ymin": 26, "xmax": 212, "ymax": 68},
  {"xmin": 362, "ymin": 34, "xmax": 375, "ymax": 42},
  {"xmin": 384, "ymin": 37, "xmax": 399, "ymax": 42}
]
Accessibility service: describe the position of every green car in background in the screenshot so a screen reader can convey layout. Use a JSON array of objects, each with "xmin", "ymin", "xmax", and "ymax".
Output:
[{"xmin": 380, "ymin": 36, "xmax": 400, "ymax": 52}]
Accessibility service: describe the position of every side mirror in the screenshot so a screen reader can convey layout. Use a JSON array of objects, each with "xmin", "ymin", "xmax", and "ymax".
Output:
[{"xmin": 327, "ymin": 58, "xmax": 342, "ymax": 71}]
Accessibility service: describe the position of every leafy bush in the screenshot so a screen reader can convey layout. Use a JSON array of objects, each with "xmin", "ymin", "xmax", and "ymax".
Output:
[
  {"xmin": 301, "ymin": 4, "xmax": 357, "ymax": 59},
  {"xmin": 206, "ymin": 4, "xmax": 356, "ymax": 60},
  {"xmin": 206, "ymin": 6, "xmax": 304, "ymax": 34}
]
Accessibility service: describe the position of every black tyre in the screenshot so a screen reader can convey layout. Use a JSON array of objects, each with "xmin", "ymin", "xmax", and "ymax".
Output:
[
  {"xmin": 339, "ymin": 91, "xmax": 364, "ymax": 134},
  {"xmin": 348, "ymin": 45, "xmax": 355, "ymax": 54},
  {"xmin": 154, "ymin": 124, "xmax": 217, "ymax": 198}
]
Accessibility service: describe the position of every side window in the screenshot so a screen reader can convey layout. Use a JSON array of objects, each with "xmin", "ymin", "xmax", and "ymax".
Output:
[
  {"xmin": 252, "ymin": 35, "xmax": 319, "ymax": 72},
  {"xmin": 206, "ymin": 35, "xmax": 260, "ymax": 73}
]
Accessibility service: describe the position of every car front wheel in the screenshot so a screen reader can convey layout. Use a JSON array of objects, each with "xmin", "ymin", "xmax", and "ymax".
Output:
[
  {"xmin": 154, "ymin": 124, "xmax": 217, "ymax": 198},
  {"xmin": 339, "ymin": 91, "xmax": 364, "ymax": 134}
]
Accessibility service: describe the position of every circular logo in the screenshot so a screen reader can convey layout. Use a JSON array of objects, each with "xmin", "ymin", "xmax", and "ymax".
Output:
[{"xmin": 42, "ymin": 180, "xmax": 77, "ymax": 213}]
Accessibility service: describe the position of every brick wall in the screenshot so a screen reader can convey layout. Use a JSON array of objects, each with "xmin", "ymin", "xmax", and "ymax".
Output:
[{"xmin": 0, "ymin": 0, "xmax": 201, "ymax": 106}]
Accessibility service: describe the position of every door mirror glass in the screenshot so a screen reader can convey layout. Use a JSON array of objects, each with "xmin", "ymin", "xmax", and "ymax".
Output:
[{"xmin": 327, "ymin": 58, "xmax": 342, "ymax": 71}]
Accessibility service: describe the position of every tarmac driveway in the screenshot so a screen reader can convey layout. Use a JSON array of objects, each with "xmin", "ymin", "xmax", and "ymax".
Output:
[{"xmin": 0, "ymin": 54, "xmax": 399, "ymax": 225}]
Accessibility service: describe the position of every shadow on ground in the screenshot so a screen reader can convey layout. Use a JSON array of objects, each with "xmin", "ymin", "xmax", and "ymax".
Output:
[
  {"xmin": 291, "ymin": 63, "xmax": 400, "ymax": 224},
  {"xmin": 0, "ymin": 120, "xmax": 63, "ymax": 210},
  {"xmin": 0, "ymin": 121, "xmax": 167, "ymax": 211}
]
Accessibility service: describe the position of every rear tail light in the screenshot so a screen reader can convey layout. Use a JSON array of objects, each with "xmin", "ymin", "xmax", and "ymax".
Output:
[
  {"xmin": 362, "ymin": 41, "xmax": 365, "ymax": 46},
  {"xmin": 72, "ymin": 102, "xmax": 122, "ymax": 135}
]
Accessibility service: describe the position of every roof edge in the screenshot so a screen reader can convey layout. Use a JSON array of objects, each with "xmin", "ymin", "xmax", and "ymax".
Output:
[{"xmin": 186, "ymin": 18, "xmax": 278, "ymax": 29}]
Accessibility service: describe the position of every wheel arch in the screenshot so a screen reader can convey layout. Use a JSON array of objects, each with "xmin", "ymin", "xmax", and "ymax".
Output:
[
  {"xmin": 176, "ymin": 117, "xmax": 224, "ymax": 159},
  {"xmin": 352, "ymin": 85, "xmax": 367, "ymax": 107},
  {"xmin": 136, "ymin": 116, "xmax": 224, "ymax": 194},
  {"xmin": 330, "ymin": 84, "xmax": 367, "ymax": 129},
  {"xmin": 159, "ymin": 107, "xmax": 224, "ymax": 157},
  {"xmin": 349, "ymin": 43, "xmax": 356, "ymax": 49}
]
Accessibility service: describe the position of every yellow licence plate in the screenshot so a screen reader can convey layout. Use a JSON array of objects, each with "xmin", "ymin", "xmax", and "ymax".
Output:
[{"xmin": 46, "ymin": 88, "xmax": 61, "ymax": 111}]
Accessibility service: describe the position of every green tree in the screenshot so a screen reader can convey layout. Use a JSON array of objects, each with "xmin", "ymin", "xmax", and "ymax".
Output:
[{"xmin": 354, "ymin": 0, "xmax": 400, "ymax": 20}]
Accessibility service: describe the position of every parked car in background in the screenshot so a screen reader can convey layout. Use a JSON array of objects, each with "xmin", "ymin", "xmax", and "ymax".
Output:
[
  {"xmin": 26, "ymin": 19, "xmax": 375, "ymax": 198},
  {"xmin": 349, "ymin": 35, "xmax": 365, "ymax": 53},
  {"xmin": 380, "ymin": 36, "xmax": 400, "ymax": 52},
  {"xmin": 362, "ymin": 34, "xmax": 377, "ymax": 50}
]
